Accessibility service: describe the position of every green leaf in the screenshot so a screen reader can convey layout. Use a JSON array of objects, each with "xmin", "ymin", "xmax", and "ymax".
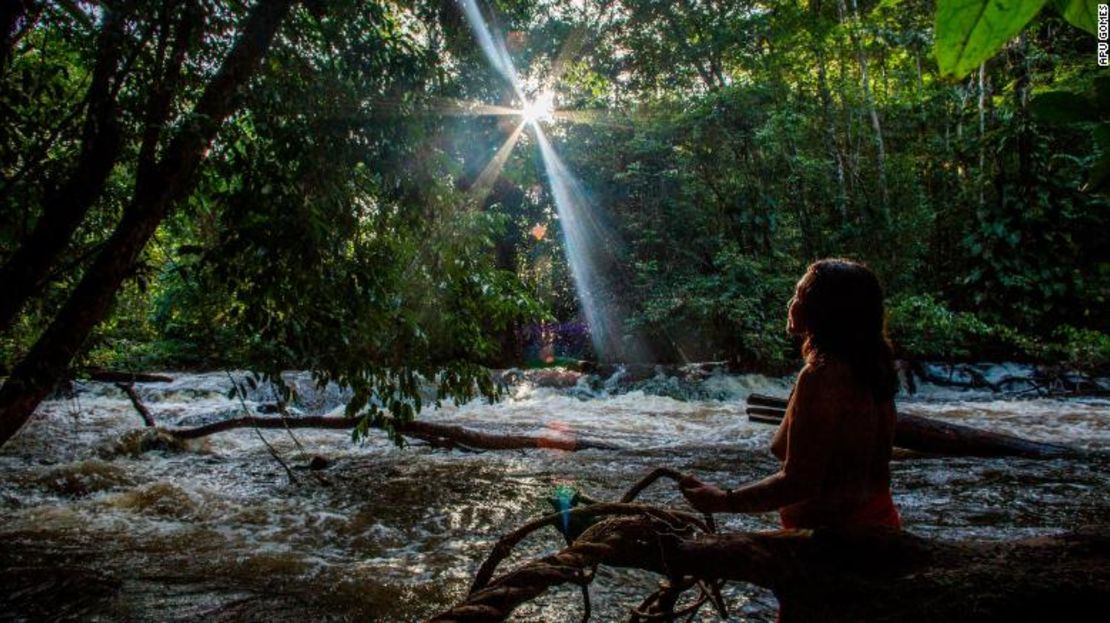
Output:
[
  {"xmin": 1030, "ymin": 90, "xmax": 1098, "ymax": 123},
  {"xmin": 1051, "ymin": 0, "xmax": 1098, "ymax": 34},
  {"xmin": 934, "ymin": 0, "xmax": 1049, "ymax": 78}
]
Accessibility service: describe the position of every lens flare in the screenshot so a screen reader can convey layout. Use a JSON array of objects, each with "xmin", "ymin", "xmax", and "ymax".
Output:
[
  {"xmin": 520, "ymin": 92, "xmax": 555, "ymax": 125},
  {"xmin": 454, "ymin": 3, "xmax": 646, "ymax": 361},
  {"xmin": 553, "ymin": 482, "xmax": 576, "ymax": 536}
]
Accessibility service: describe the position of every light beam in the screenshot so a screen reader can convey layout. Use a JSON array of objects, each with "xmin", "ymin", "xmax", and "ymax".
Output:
[
  {"xmin": 469, "ymin": 120, "xmax": 527, "ymax": 205},
  {"xmin": 520, "ymin": 91, "xmax": 555, "ymax": 125}
]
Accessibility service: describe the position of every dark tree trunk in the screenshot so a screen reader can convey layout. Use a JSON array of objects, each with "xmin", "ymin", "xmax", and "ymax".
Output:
[
  {"xmin": 0, "ymin": 0, "xmax": 297, "ymax": 448},
  {"xmin": 0, "ymin": 6, "xmax": 127, "ymax": 334},
  {"xmin": 0, "ymin": 0, "xmax": 32, "ymax": 71}
]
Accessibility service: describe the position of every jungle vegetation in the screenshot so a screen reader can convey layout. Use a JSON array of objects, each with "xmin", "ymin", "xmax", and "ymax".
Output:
[{"xmin": 1, "ymin": 0, "xmax": 1108, "ymax": 445}]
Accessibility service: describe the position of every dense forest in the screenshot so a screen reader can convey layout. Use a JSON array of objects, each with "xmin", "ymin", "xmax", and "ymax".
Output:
[
  {"xmin": 2, "ymin": 0, "xmax": 1109, "ymax": 439},
  {"xmin": 2, "ymin": 2, "xmax": 1109, "ymax": 621}
]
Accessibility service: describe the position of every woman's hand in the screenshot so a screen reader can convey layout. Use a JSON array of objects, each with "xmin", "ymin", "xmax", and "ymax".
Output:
[{"xmin": 679, "ymin": 474, "xmax": 728, "ymax": 513}]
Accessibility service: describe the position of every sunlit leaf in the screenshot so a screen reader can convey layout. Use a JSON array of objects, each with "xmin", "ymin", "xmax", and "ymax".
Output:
[
  {"xmin": 934, "ymin": 0, "xmax": 1048, "ymax": 78},
  {"xmin": 1051, "ymin": 0, "xmax": 1099, "ymax": 34}
]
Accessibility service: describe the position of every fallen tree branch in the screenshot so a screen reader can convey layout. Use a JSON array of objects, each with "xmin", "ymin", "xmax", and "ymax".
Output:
[
  {"xmin": 435, "ymin": 502, "xmax": 1110, "ymax": 622},
  {"xmin": 746, "ymin": 394, "xmax": 1086, "ymax": 459},
  {"xmin": 87, "ymin": 369, "xmax": 173, "ymax": 383},
  {"xmin": 115, "ymin": 383, "xmax": 155, "ymax": 427},
  {"xmin": 164, "ymin": 415, "xmax": 617, "ymax": 452},
  {"xmin": 445, "ymin": 468, "xmax": 728, "ymax": 623}
]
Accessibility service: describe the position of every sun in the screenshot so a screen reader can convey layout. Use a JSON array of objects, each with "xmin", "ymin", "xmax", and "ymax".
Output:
[{"xmin": 520, "ymin": 91, "xmax": 555, "ymax": 125}]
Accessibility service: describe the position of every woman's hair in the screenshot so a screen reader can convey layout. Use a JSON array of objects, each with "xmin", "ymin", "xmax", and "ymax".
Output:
[{"xmin": 793, "ymin": 258, "xmax": 899, "ymax": 400}]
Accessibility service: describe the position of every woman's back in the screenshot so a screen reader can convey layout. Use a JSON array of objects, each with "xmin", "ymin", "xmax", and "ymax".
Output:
[
  {"xmin": 773, "ymin": 357, "xmax": 898, "ymax": 529},
  {"xmin": 680, "ymin": 258, "xmax": 901, "ymax": 529}
]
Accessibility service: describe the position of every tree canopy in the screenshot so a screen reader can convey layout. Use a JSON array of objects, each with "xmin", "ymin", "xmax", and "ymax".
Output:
[{"xmin": 1, "ymin": 0, "xmax": 1108, "ymax": 446}]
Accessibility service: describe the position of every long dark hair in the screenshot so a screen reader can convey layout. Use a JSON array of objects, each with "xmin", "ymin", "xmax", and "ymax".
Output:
[{"xmin": 792, "ymin": 258, "xmax": 899, "ymax": 400}]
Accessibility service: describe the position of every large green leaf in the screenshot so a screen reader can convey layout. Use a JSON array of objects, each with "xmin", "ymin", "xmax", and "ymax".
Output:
[
  {"xmin": 935, "ymin": 0, "xmax": 1048, "ymax": 78},
  {"xmin": 1052, "ymin": 0, "xmax": 1099, "ymax": 34}
]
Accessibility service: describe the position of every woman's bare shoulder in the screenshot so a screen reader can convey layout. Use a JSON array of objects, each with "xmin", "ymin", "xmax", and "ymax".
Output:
[{"xmin": 798, "ymin": 357, "xmax": 853, "ymax": 386}]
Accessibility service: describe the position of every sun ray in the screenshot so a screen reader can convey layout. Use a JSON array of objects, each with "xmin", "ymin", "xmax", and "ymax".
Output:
[
  {"xmin": 552, "ymin": 109, "xmax": 632, "ymax": 129},
  {"xmin": 454, "ymin": 4, "xmax": 645, "ymax": 360},
  {"xmin": 424, "ymin": 97, "xmax": 520, "ymax": 117},
  {"xmin": 543, "ymin": 25, "xmax": 589, "ymax": 94},
  {"xmin": 457, "ymin": 0, "xmax": 526, "ymax": 100},
  {"xmin": 468, "ymin": 120, "xmax": 527, "ymax": 206},
  {"xmin": 521, "ymin": 91, "xmax": 555, "ymax": 125},
  {"xmin": 532, "ymin": 126, "xmax": 645, "ymax": 360}
]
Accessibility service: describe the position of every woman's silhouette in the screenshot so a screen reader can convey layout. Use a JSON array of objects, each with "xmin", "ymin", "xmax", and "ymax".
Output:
[{"xmin": 681, "ymin": 258, "xmax": 901, "ymax": 529}]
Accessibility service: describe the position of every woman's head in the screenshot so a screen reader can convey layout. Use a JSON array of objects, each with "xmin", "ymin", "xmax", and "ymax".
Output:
[{"xmin": 788, "ymin": 258, "xmax": 898, "ymax": 399}]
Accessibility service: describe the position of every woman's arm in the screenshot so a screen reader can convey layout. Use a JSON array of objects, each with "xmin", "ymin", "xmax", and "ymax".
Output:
[{"xmin": 682, "ymin": 364, "xmax": 838, "ymax": 513}]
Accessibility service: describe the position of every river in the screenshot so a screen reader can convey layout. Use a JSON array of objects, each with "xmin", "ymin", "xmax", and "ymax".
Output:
[{"xmin": 1, "ymin": 366, "xmax": 1107, "ymax": 621}]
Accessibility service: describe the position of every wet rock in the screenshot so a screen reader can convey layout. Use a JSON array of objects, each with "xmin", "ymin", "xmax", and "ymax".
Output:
[
  {"xmin": 525, "ymin": 368, "xmax": 586, "ymax": 388},
  {"xmin": 307, "ymin": 455, "xmax": 330, "ymax": 470}
]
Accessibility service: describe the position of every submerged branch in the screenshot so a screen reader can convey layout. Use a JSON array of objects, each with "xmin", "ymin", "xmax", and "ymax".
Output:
[
  {"xmin": 745, "ymin": 393, "xmax": 1088, "ymax": 459},
  {"xmin": 164, "ymin": 415, "xmax": 617, "ymax": 452},
  {"xmin": 435, "ymin": 499, "xmax": 1109, "ymax": 622}
]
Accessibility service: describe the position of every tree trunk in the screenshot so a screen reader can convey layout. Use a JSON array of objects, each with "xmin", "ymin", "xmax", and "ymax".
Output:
[
  {"xmin": 0, "ymin": 0, "xmax": 297, "ymax": 449},
  {"xmin": 845, "ymin": 0, "xmax": 887, "ymax": 212},
  {"xmin": 0, "ymin": 0, "xmax": 26, "ymax": 71},
  {"xmin": 0, "ymin": 6, "xmax": 128, "ymax": 334},
  {"xmin": 809, "ymin": 0, "xmax": 847, "ymax": 222},
  {"xmin": 978, "ymin": 61, "xmax": 987, "ymax": 210}
]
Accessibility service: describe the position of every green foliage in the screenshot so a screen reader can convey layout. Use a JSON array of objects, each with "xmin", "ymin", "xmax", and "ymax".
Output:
[
  {"xmin": 1052, "ymin": 0, "xmax": 1099, "ymax": 34},
  {"xmin": 888, "ymin": 294, "xmax": 997, "ymax": 360},
  {"xmin": 0, "ymin": 0, "xmax": 547, "ymax": 444},
  {"xmin": 935, "ymin": 0, "xmax": 1047, "ymax": 78},
  {"xmin": 1031, "ymin": 75, "xmax": 1110, "ymax": 191},
  {"xmin": 889, "ymin": 294, "xmax": 1110, "ymax": 369},
  {"xmin": 3, "ymin": 0, "xmax": 1109, "ymax": 403},
  {"xmin": 1047, "ymin": 325, "xmax": 1110, "ymax": 368},
  {"xmin": 934, "ymin": 0, "xmax": 1099, "ymax": 78}
]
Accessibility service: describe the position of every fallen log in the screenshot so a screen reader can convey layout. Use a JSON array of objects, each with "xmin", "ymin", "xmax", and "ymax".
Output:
[
  {"xmin": 164, "ymin": 415, "xmax": 616, "ymax": 452},
  {"xmin": 434, "ymin": 518, "xmax": 1108, "ymax": 623},
  {"xmin": 432, "ymin": 470, "xmax": 1110, "ymax": 622},
  {"xmin": 85, "ymin": 369, "xmax": 173, "ymax": 383},
  {"xmin": 115, "ymin": 383, "xmax": 155, "ymax": 427},
  {"xmin": 746, "ymin": 394, "xmax": 1084, "ymax": 459}
]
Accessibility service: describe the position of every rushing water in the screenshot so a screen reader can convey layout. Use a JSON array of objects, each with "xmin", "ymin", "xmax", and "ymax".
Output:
[{"xmin": 1, "ymin": 367, "xmax": 1107, "ymax": 621}]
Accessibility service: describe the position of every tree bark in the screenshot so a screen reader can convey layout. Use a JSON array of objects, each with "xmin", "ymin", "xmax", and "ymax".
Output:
[{"xmin": 0, "ymin": 0, "xmax": 297, "ymax": 449}]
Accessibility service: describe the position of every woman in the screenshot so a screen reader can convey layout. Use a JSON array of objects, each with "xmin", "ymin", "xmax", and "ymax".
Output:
[{"xmin": 681, "ymin": 258, "xmax": 901, "ymax": 529}]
